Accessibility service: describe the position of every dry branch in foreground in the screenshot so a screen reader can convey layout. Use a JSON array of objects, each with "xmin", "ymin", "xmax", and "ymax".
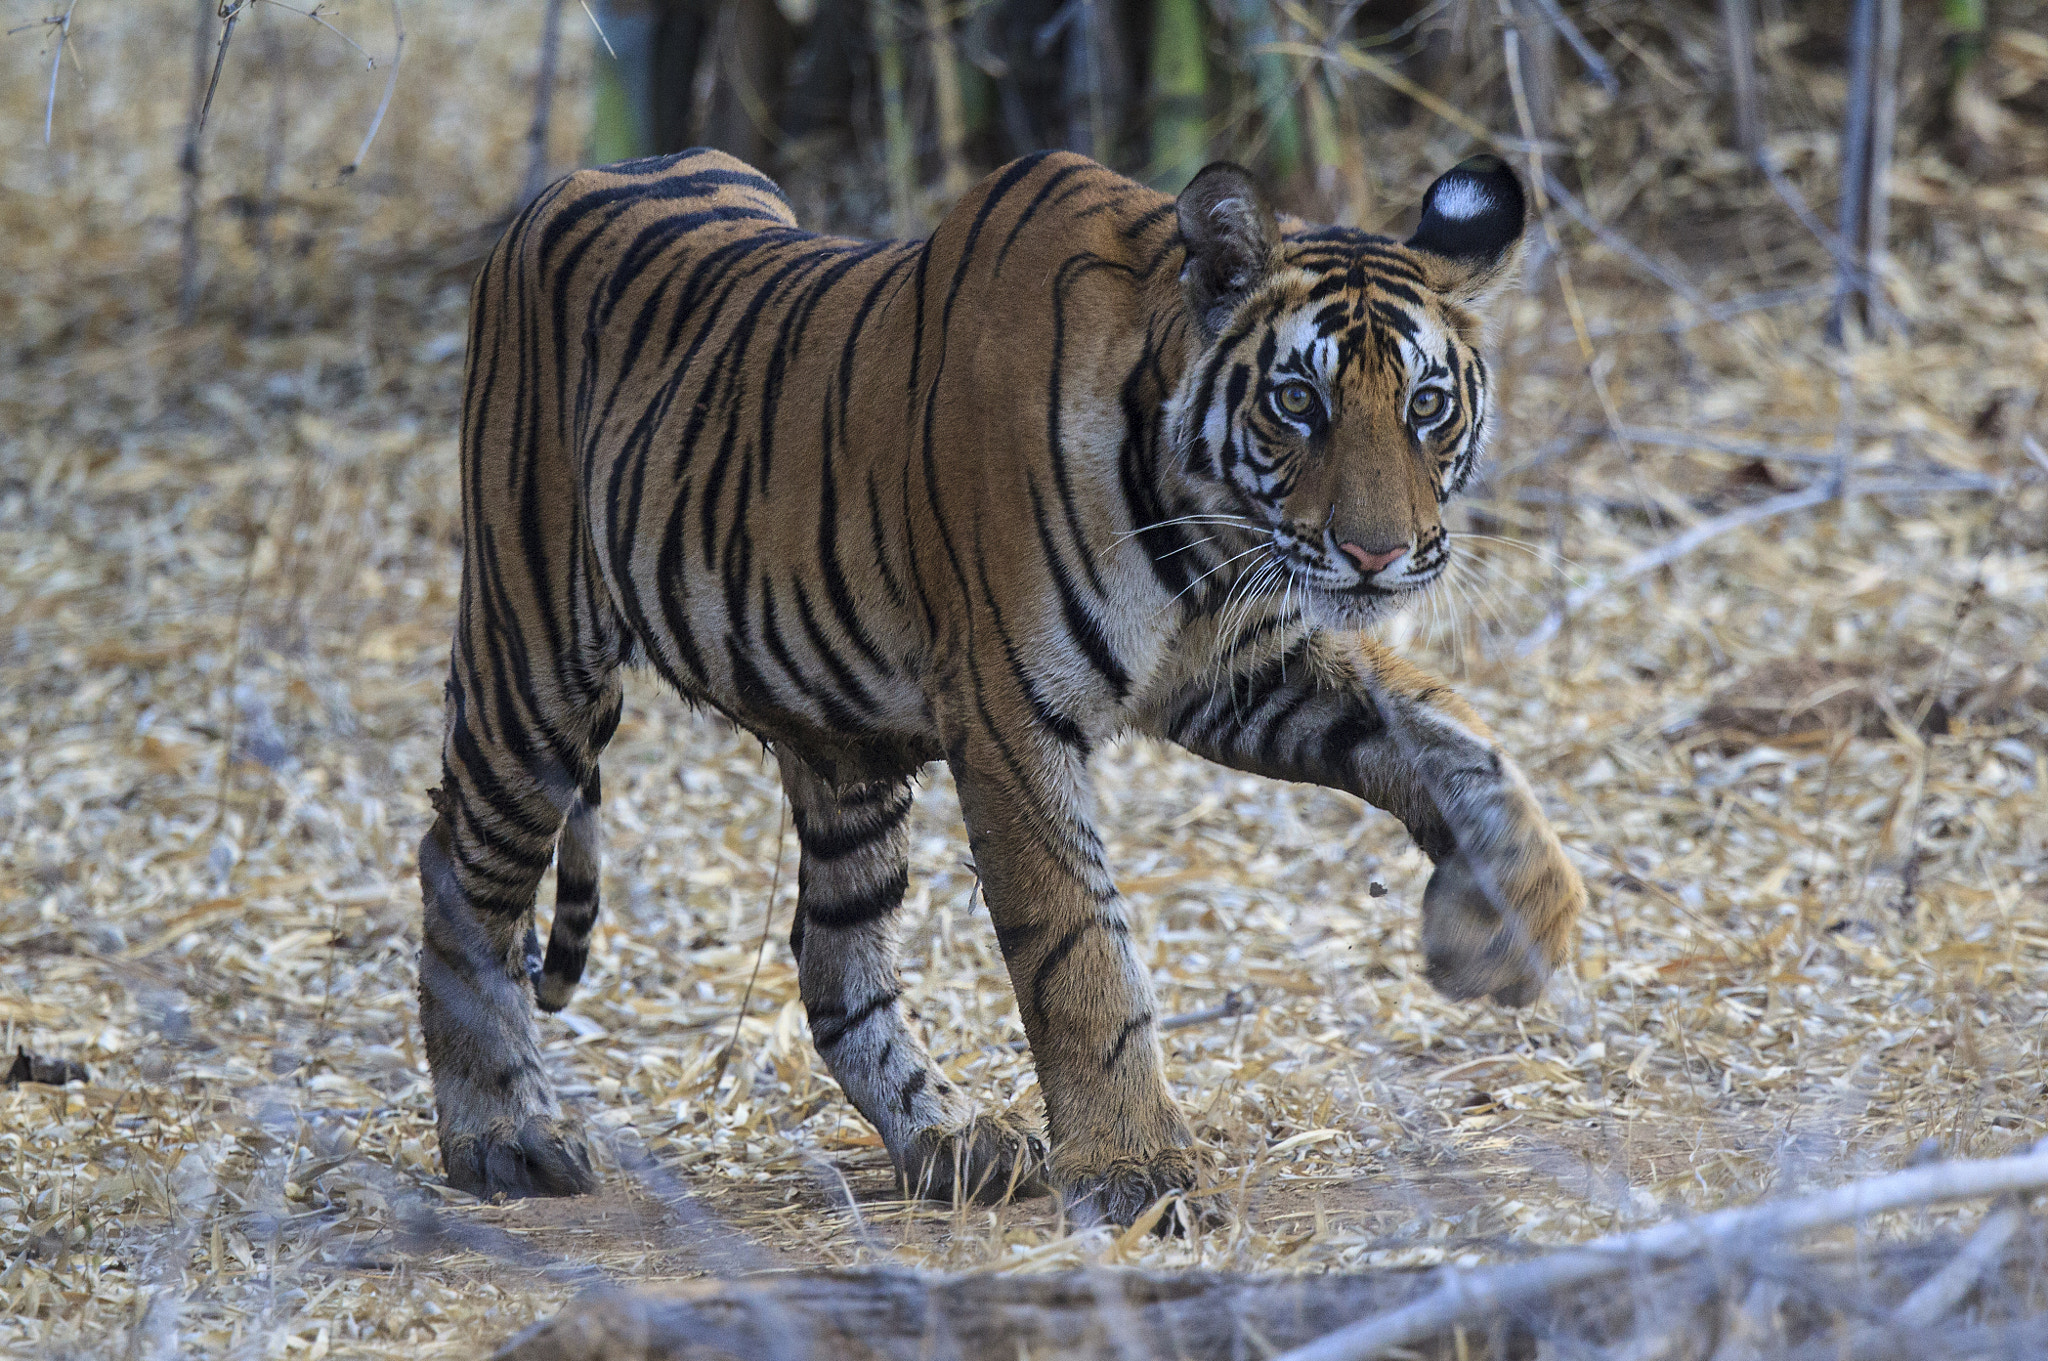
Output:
[{"xmin": 494, "ymin": 1146, "xmax": 2048, "ymax": 1361}]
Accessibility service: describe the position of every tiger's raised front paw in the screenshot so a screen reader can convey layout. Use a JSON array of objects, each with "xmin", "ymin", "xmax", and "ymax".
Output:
[
  {"xmin": 1421, "ymin": 848, "xmax": 1579, "ymax": 1007},
  {"xmin": 899, "ymin": 1114, "xmax": 1050, "ymax": 1205},
  {"xmin": 442, "ymin": 1117, "xmax": 597, "ymax": 1199},
  {"xmin": 1059, "ymin": 1147, "xmax": 1201, "ymax": 1231}
]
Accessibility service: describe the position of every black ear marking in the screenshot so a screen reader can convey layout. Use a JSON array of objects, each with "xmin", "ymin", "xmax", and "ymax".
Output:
[
  {"xmin": 1176, "ymin": 161, "xmax": 1281, "ymax": 341},
  {"xmin": 1407, "ymin": 154, "xmax": 1525, "ymax": 265}
]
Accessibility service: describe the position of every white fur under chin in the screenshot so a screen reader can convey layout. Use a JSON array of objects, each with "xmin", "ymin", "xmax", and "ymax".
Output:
[{"xmin": 1430, "ymin": 178, "xmax": 1493, "ymax": 222}]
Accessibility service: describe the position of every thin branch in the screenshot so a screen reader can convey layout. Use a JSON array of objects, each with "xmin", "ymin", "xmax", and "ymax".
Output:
[
  {"xmin": 712, "ymin": 797, "xmax": 788, "ymax": 1087},
  {"xmin": 1273, "ymin": 1141, "xmax": 2048, "ymax": 1361},
  {"xmin": 1597, "ymin": 424, "xmax": 1872, "ymax": 468},
  {"xmin": 40, "ymin": 0, "xmax": 80, "ymax": 145},
  {"xmin": 2023, "ymin": 434, "xmax": 2048, "ymax": 476},
  {"xmin": 1514, "ymin": 471, "xmax": 1999, "ymax": 655},
  {"xmin": 1539, "ymin": 173, "xmax": 1709, "ymax": 309},
  {"xmin": 1589, "ymin": 282, "xmax": 1835, "ymax": 337},
  {"xmin": 1525, "ymin": 0, "xmax": 1619, "ymax": 96},
  {"xmin": 197, "ymin": 2, "xmax": 243, "ymax": 138},
  {"xmin": 578, "ymin": 0, "xmax": 615, "ymax": 59},
  {"xmin": 1892, "ymin": 1199, "xmax": 2026, "ymax": 1327},
  {"xmin": 339, "ymin": 0, "xmax": 403, "ymax": 178},
  {"xmin": 1757, "ymin": 145, "xmax": 1905, "ymax": 335},
  {"xmin": 251, "ymin": 0, "xmax": 375, "ymax": 66},
  {"xmin": 1159, "ymin": 989, "xmax": 1254, "ymax": 1033}
]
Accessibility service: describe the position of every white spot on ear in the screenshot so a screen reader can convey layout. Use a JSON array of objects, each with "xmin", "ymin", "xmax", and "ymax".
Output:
[{"xmin": 1431, "ymin": 178, "xmax": 1492, "ymax": 221}]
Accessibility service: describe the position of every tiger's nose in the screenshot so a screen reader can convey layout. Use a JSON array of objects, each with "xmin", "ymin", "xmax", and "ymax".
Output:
[{"xmin": 1340, "ymin": 542, "xmax": 1406, "ymax": 572}]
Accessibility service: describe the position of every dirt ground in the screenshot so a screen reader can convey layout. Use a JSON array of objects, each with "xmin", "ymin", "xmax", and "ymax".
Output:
[{"xmin": 3, "ymin": 4, "xmax": 2046, "ymax": 1358}]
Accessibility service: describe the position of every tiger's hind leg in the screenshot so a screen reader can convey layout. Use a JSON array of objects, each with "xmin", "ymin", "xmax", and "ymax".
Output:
[
  {"xmin": 418, "ymin": 619, "xmax": 623, "ymax": 1200},
  {"xmin": 779, "ymin": 754, "xmax": 1047, "ymax": 1205}
]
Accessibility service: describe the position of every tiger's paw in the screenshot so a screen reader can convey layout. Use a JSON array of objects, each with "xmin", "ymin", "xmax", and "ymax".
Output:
[
  {"xmin": 1421, "ymin": 847, "xmax": 1580, "ymax": 1007},
  {"xmin": 1058, "ymin": 1147, "xmax": 1202, "ymax": 1232},
  {"xmin": 442, "ymin": 1117, "xmax": 597, "ymax": 1199},
  {"xmin": 899, "ymin": 1115, "xmax": 1050, "ymax": 1205}
]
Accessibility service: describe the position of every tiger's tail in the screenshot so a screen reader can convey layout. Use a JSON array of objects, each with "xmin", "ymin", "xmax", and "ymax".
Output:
[{"xmin": 535, "ymin": 785, "xmax": 602, "ymax": 1013}]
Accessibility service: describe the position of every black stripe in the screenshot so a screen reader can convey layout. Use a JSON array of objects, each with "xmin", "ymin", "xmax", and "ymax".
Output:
[
  {"xmin": 806, "ymin": 864, "xmax": 910, "ymax": 929},
  {"xmin": 810, "ymin": 988, "xmax": 901, "ymax": 1049},
  {"xmin": 1106, "ymin": 1011, "xmax": 1153, "ymax": 1068}
]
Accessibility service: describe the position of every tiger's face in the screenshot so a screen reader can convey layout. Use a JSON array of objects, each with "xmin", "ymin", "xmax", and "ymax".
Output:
[{"xmin": 1169, "ymin": 158, "xmax": 1525, "ymax": 626}]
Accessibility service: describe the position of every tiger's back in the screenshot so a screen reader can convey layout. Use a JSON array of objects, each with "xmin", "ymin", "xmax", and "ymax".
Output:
[
  {"xmin": 422, "ymin": 148, "xmax": 1587, "ymax": 1222},
  {"xmin": 469, "ymin": 150, "xmax": 1195, "ymax": 769}
]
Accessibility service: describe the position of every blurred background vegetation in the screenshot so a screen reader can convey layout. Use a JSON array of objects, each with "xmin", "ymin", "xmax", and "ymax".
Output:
[{"xmin": 568, "ymin": 0, "xmax": 2034, "ymax": 257}]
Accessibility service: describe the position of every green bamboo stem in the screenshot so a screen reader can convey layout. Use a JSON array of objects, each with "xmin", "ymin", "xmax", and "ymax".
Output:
[{"xmin": 1149, "ymin": 0, "xmax": 1210, "ymax": 189}]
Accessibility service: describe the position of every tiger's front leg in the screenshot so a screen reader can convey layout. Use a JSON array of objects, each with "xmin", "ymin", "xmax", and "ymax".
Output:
[
  {"xmin": 1149, "ymin": 632, "xmax": 1584, "ymax": 1005},
  {"xmin": 779, "ymin": 755, "xmax": 1047, "ymax": 1206},
  {"xmin": 942, "ymin": 728, "xmax": 1198, "ymax": 1228}
]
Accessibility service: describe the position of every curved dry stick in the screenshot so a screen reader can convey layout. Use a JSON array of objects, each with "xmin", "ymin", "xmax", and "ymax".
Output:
[
  {"xmin": 1274, "ymin": 1141, "xmax": 2048, "ymax": 1361},
  {"xmin": 340, "ymin": 0, "xmax": 403, "ymax": 177},
  {"xmin": 1513, "ymin": 472, "xmax": 1999, "ymax": 656}
]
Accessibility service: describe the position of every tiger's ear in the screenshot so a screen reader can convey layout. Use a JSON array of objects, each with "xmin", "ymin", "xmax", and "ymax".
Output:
[
  {"xmin": 1407, "ymin": 155, "xmax": 1526, "ymax": 314},
  {"xmin": 1177, "ymin": 162, "xmax": 1280, "ymax": 341}
]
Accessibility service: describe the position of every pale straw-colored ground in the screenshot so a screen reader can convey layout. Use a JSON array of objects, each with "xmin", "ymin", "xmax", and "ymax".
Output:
[{"xmin": 2, "ymin": 4, "xmax": 2045, "ymax": 1357}]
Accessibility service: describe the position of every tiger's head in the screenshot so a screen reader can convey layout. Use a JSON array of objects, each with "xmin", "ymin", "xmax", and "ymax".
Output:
[{"xmin": 1165, "ymin": 156, "xmax": 1526, "ymax": 626}]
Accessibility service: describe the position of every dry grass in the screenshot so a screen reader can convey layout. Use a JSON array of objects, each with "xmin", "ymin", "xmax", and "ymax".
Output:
[{"xmin": 3, "ymin": 3, "xmax": 2046, "ymax": 1357}]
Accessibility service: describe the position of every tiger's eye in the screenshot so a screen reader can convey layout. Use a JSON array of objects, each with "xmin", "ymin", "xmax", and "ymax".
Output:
[
  {"xmin": 1409, "ymin": 388, "xmax": 1448, "ymax": 422},
  {"xmin": 1276, "ymin": 382, "xmax": 1316, "ymax": 417}
]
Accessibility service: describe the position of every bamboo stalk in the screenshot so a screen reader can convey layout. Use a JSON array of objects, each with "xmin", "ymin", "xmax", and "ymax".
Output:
[
  {"xmin": 1236, "ymin": 0, "xmax": 1301, "ymax": 183},
  {"xmin": 871, "ymin": 0, "xmax": 919, "ymax": 236},
  {"xmin": 1148, "ymin": 0, "xmax": 1208, "ymax": 189},
  {"xmin": 922, "ymin": 0, "xmax": 971, "ymax": 202}
]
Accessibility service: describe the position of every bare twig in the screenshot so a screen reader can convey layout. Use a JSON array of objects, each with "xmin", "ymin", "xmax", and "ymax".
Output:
[
  {"xmin": 251, "ymin": 0, "xmax": 374, "ymax": 65},
  {"xmin": 1754, "ymin": 148, "xmax": 1904, "ymax": 336},
  {"xmin": 578, "ymin": 0, "xmax": 615, "ymax": 58},
  {"xmin": 197, "ymin": 2, "xmax": 242, "ymax": 137},
  {"xmin": 1539, "ymin": 173, "xmax": 1709, "ymax": 310},
  {"xmin": 1515, "ymin": 471, "xmax": 1999, "ymax": 655},
  {"xmin": 1595, "ymin": 424, "xmax": 1871, "ymax": 468},
  {"xmin": 1526, "ymin": 0, "xmax": 1619, "ymax": 96},
  {"xmin": 2023, "ymin": 434, "xmax": 2048, "ymax": 476},
  {"xmin": 1589, "ymin": 282, "xmax": 1836, "ymax": 337},
  {"xmin": 712, "ymin": 795, "xmax": 788, "ymax": 1087},
  {"xmin": 1892, "ymin": 1199, "xmax": 2026, "ymax": 1327},
  {"xmin": 1159, "ymin": 989, "xmax": 1254, "ymax": 1033},
  {"xmin": 36, "ymin": 0, "xmax": 81, "ymax": 145},
  {"xmin": 1274, "ymin": 1141, "xmax": 2048, "ymax": 1361},
  {"xmin": 339, "ymin": 0, "xmax": 403, "ymax": 178}
]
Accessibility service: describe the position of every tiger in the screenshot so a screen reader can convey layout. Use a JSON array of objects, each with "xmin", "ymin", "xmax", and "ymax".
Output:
[{"xmin": 416, "ymin": 146, "xmax": 1586, "ymax": 1226}]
